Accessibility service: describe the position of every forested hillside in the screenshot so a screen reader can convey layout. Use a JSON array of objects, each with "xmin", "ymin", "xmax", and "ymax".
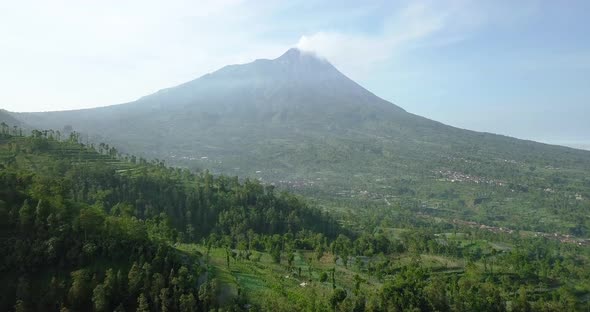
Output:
[
  {"xmin": 1, "ymin": 127, "xmax": 590, "ymax": 311},
  {"xmin": 0, "ymin": 110, "xmax": 26, "ymax": 131},
  {"xmin": 0, "ymin": 129, "xmax": 344, "ymax": 311}
]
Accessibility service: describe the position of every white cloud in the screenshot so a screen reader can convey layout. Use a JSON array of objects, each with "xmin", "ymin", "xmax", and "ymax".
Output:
[{"xmin": 296, "ymin": 1, "xmax": 482, "ymax": 79}]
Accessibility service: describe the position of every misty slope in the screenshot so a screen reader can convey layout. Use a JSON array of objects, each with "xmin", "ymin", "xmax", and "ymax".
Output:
[
  {"xmin": 0, "ymin": 109, "xmax": 26, "ymax": 129},
  {"xmin": 12, "ymin": 49, "xmax": 590, "ymax": 198}
]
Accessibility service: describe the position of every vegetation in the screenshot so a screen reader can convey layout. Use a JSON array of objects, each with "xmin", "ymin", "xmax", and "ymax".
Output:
[
  {"xmin": 1, "ymin": 127, "xmax": 589, "ymax": 311},
  {"xmin": 0, "ymin": 129, "xmax": 342, "ymax": 311}
]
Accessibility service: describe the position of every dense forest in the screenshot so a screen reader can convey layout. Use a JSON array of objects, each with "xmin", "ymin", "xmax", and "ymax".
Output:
[
  {"xmin": 0, "ymin": 128, "xmax": 343, "ymax": 311},
  {"xmin": 1, "ymin": 127, "xmax": 589, "ymax": 311}
]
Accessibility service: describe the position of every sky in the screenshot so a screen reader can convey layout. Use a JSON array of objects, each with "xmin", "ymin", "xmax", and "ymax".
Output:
[{"xmin": 0, "ymin": 0, "xmax": 588, "ymax": 146}]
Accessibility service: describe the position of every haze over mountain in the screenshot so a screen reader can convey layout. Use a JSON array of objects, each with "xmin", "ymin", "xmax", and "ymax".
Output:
[
  {"xmin": 9, "ymin": 48, "xmax": 590, "ymax": 199},
  {"xmin": 0, "ymin": 109, "xmax": 26, "ymax": 129},
  {"xmin": 3, "ymin": 1, "xmax": 590, "ymax": 308}
]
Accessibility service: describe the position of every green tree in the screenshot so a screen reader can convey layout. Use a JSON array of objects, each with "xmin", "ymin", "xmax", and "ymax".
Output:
[
  {"xmin": 159, "ymin": 288, "xmax": 171, "ymax": 312},
  {"xmin": 331, "ymin": 268, "xmax": 336, "ymax": 289},
  {"xmin": 92, "ymin": 284, "xmax": 108, "ymax": 312},
  {"xmin": 68, "ymin": 270, "xmax": 91, "ymax": 310},
  {"xmin": 424, "ymin": 275, "xmax": 449, "ymax": 312},
  {"xmin": 198, "ymin": 282, "xmax": 215, "ymax": 311},
  {"xmin": 287, "ymin": 251, "xmax": 295, "ymax": 269},
  {"xmin": 151, "ymin": 273, "xmax": 166, "ymax": 308},
  {"xmin": 19, "ymin": 199, "xmax": 34, "ymax": 228},
  {"xmin": 319, "ymin": 272, "xmax": 328, "ymax": 283},
  {"xmin": 179, "ymin": 293, "xmax": 196, "ymax": 312},
  {"xmin": 512, "ymin": 286, "xmax": 531, "ymax": 312},
  {"xmin": 14, "ymin": 300, "xmax": 26, "ymax": 312},
  {"xmin": 136, "ymin": 293, "xmax": 150, "ymax": 312},
  {"xmin": 103, "ymin": 269, "xmax": 118, "ymax": 302},
  {"xmin": 128, "ymin": 262, "xmax": 143, "ymax": 296},
  {"xmin": 330, "ymin": 288, "xmax": 347, "ymax": 311}
]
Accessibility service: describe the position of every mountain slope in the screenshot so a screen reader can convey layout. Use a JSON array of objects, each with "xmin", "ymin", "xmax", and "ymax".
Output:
[
  {"xmin": 13, "ymin": 48, "xmax": 590, "ymax": 172},
  {"xmin": 9, "ymin": 48, "xmax": 590, "ymax": 234},
  {"xmin": 0, "ymin": 109, "xmax": 25, "ymax": 129},
  {"xmin": 0, "ymin": 131, "xmax": 351, "ymax": 311}
]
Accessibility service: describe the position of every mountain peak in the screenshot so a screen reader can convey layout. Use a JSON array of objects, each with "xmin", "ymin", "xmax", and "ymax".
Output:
[
  {"xmin": 279, "ymin": 47, "xmax": 303, "ymax": 59},
  {"xmin": 127, "ymin": 45, "xmax": 405, "ymax": 115},
  {"xmin": 275, "ymin": 47, "xmax": 326, "ymax": 65}
]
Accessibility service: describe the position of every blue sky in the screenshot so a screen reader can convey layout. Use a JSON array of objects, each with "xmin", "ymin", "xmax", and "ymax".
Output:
[{"xmin": 0, "ymin": 0, "xmax": 588, "ymax": 146}]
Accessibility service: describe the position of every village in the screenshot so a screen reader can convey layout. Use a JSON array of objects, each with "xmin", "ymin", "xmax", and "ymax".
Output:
[
  {"xmin": 451, "ymin": 219, "xmax": 590, "ymax": 246},
  {"xmin": 436, "ymin": 169, "xmax": 506, "ymax": 186}
]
